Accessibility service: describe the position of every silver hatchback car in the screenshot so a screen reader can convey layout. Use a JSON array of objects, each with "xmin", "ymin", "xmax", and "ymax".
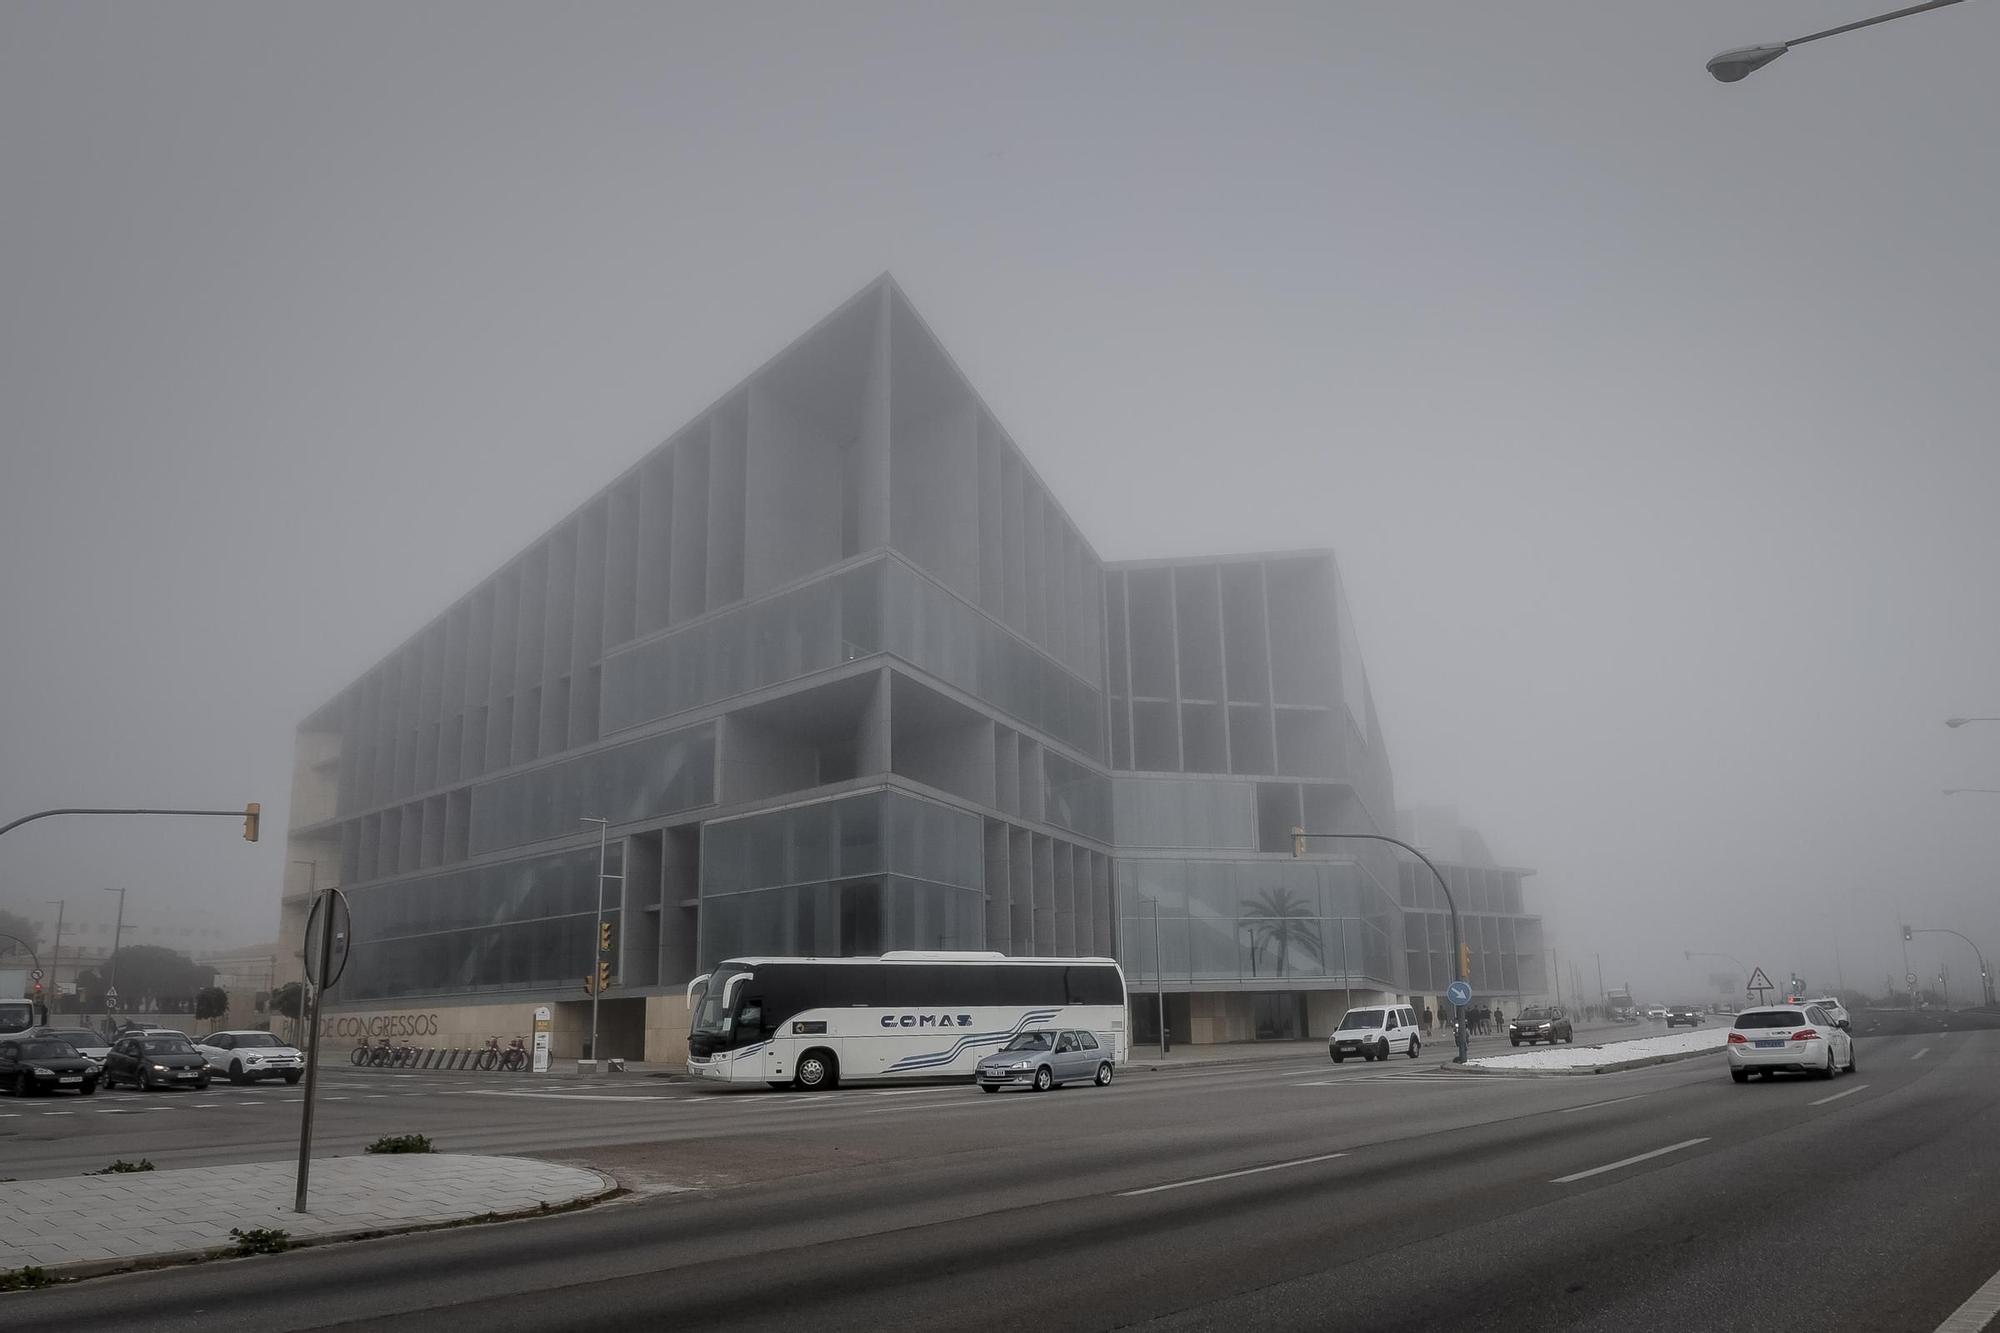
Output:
[{"xmin": 976, "ymin": 1028, "xmax": 1115, "ymax": 1093}]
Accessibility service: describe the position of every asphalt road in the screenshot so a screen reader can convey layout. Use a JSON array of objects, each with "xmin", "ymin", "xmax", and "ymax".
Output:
[{"xmin": 9, "ymin": 1013, "xmax": 2000, "ymax": 1332}]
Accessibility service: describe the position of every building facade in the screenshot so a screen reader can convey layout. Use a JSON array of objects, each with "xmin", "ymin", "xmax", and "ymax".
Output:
[{"xmin": 280, "ymin": 276, "xmax": 1546, "ymax": 1061}]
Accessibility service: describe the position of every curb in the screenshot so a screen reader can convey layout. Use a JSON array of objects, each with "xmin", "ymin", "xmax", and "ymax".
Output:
[
  {"xmin": 1439, "ymin": 1045, "xmax": 1723, "ymax": 1078},
  {"xmin": 1, "ymin": 1167, "xmax": 621, "ymax": 1289}
]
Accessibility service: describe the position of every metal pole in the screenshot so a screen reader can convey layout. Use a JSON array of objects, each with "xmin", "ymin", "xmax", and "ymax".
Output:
[
  {"xmin": 47, "ymin": 901, "xmax": 64, "ymax": 1024},
  {"xmin": 1152, "ymin": 899, "xmax": 1167, "ymax": 1057},
  {"xmin": 583, "ymin": 817, "xmax": 608, "ymax": 1068},
  {"xmin": 105, "ymin": 887, "xmax": 126, "ymax": 1010},
  {"xmin": 294, "ymin": 869, "xmax": 327, "ymax": 1213},
  {"xmin": 1912, "ymin": 929, "xmax": 1992, "ymax": 1008},
  {"xmin": 1552, "ymin": 947, "xmax": 1562, "ymax": 1007},
  {"xmin": 1901, "ymin": 924, "xmax": 1914, "ymax": 1010}
]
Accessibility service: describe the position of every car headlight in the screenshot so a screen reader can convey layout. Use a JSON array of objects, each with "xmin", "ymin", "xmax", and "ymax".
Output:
[
  {"xmin": 31, "ymin": 1066, "xmax": 53, "ymax": 1076},
  {"xmin": 1010, "ymin": 1060, "xmax": 1029, "ymax": 1070},
  {"xmin": 151, "ymin": 1064, "xmax": 167, "ymax": 1072}
]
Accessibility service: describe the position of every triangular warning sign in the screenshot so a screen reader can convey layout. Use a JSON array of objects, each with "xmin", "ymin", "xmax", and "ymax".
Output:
[{"xmin": 1747, "ymin": 966, "xmax": 1773, "ymax": 990}]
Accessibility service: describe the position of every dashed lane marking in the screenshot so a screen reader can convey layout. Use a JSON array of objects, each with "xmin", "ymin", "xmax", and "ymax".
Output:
[
  {"xmin": 1120, "ymin": 1152, "xmax": 1351, "ymax": 1197},
  {"xmin": 1809, "ymin": 1084, "xmax": 1869, "ymax": 1107},
  {"xmin": 1552, "ymin": 1137, "xmax": 1708, "ymax": 1185}
]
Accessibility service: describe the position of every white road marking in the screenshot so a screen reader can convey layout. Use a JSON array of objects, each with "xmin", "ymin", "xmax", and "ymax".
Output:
[
  {"xmin": 458, "ymin": 1091, "xmax": 686, "ymax": 1102},
  {"xmin": 1809, "ymin": 1084, "xmax": 1869, "ymax": 1107},
  {"xmin": 1913, "ymin": 1047, "xmax": 1931, "ymax": 1061},
  {"xmin": 1120, "ymin": 1152, "xmax": 1350, "ymax": 1197},
  {"xmin": 1935, "ymin": 1257, "xmax": 2000, "ymax": 1332},
  {"xmin": 1557, "ymin": 1094, "xmax": 1650, "ymax": 1115},
  {"xmin": 1552, "ymin": 1138, "xmax": 1709, "ymax": 1184},
  {"xmin": 37, "ymin": 1111, "xmax": 76, "ymax": 1116}
]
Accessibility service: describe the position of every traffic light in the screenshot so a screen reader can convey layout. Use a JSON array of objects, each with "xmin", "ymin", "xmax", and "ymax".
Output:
[
  {"xmin": 243, "ymin": 802, "xmax": 261, "ymax": 843},
  {"xmin": 1292, "ymin": 826, "xmax": 1306, "ymax": 858},
  {"xmin": 1459, "ymin": 940, "xmax": 1472, "ymax": 981},
  {"xmin": 583, "ymin": 971, "xmax": 595, "ymax": 996},
  {"xmin": 599, "ymin": 921, "xmax": 613, "ymax": 953},
  {"xmin": 596, "ymin": 960, "xmax": 612, "ymax": 993},
  {"xmin": 1903, "ymin": 925, "xmax": 1914, "ymax": 941}
]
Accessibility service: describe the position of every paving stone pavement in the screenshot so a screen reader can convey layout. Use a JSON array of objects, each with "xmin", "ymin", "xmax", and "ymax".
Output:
[{"xmin": 0, "ymin": 1153, "xmax": 612, "ymax": 1274}]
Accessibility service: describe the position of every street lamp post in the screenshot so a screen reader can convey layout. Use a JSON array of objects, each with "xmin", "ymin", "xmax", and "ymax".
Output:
[
  {"xmin": 1291, "ymin": 828, "xmax": 1467, "ymax": 1062},
  {"xmin": 581, "ymin": 817, "xmax": 610, "ymax": 1070},
  {"xmin": 1684, "ymin": 950, "xmax": 1751, "ymax": 1000},
  {"xmin": 103, "ymin": 887, "xmax": 126, "ymax": 1013},
  {"xmin": 1138, "ymin": 895, "xmax": 1167, "ymax": 1057},
  {"xmin": 46, "ymin": 900, "xmax": 64, "ymax": 1013},
  {"xmin": 1910, "ymin": 927, "xmax": 1994, "ymax": 1008},
  {"xmin": 1707, "ymin": 0, "xmax": 1966, "ymax": 82}
]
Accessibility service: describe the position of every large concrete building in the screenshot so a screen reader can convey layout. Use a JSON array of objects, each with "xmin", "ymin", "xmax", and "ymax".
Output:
[{"xmin": 280, "ymin": 276, "xmax": 1546, "ymax": 1061}]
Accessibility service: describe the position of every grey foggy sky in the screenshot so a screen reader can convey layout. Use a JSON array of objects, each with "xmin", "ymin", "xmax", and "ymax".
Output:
[{"xmin": 4, "ymin": 2, "xmax": 1997, "ymax": 1002}]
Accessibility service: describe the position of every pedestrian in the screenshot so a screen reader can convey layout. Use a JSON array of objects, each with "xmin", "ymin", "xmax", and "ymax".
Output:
[
  {"xmin": 1492, "ymin": 1005, "xmax": 1505, "ymax": 1032},
  {"xmin": 1422, "ymin": 1005, "xmax": 1434, "ymax": 1036}
]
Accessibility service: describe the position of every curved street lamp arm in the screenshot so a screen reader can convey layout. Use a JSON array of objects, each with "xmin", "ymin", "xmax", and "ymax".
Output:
[
  {"xmin": 1788, "ymin": 0, "xmax": 1966, "ymax": 47},
  {"xmin": 1292, "ymin": 829, "xmax": 1465, "ymax": 999},
  {"xmin": 0, "ymin": 806, "xmax": 253, "ymax": 839}
]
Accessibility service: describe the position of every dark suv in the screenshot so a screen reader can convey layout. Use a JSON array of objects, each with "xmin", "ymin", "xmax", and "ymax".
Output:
[
  {"xmin": 1665, "ymin": 1004, "xmax": 1703, "ymax": 1028},
  {"xmin": 1508, "ymin": 1005, "xmax": 1574, "ymax": 1046}
]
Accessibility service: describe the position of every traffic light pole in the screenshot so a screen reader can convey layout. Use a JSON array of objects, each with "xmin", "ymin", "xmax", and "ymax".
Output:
[
  {"xmin": 1911, "ymin": 928, "xmax": 1993, "ymax": 1008},
  {"xmin": 0, "ymin": 804, "xmax": 261, "ymax": 840},
  {"xmin": 584, "ymin": 817, "xmax": 608, "ymax": 1068},
  {"xmin": 1292, "ymin": 829, "xmax": 1466, "ymax": 1050}
]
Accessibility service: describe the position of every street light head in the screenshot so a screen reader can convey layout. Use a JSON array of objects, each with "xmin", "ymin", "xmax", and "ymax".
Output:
[
  {"xmin": 1947, "ymin": 718, "xmax": 1969, "ymax": 728},
  {"xmin": 1707, "ymin": 44, "xmax": 1789, "ymax": 82}
]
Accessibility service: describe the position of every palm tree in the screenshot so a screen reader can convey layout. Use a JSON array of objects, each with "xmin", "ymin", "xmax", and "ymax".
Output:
[{"xmin": 1242, "ymin": 889, "xmax": 1326, "ymax": 978}]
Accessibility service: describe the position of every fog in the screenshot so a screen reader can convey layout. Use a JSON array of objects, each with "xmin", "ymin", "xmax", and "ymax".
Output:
[{"xmin": 3, "ymin": 2, "xmax": 1997, "ymax": 1004}]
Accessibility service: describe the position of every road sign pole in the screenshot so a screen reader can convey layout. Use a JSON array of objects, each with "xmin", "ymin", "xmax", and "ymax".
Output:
[{"xmin": 294, "ymin": 885, "xmax": 334, "ymax": 1213}]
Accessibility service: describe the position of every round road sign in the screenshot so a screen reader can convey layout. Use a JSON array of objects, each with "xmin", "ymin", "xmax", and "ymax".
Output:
[
  {"xmin": 30, "ymin": 968, "xmax": 42, "ymax": 981},
  {"xmin": 1907, "ymin": 972, "xmax": 1919, "ymax": 987},
  {"xmin": 1446, "ymin": 979, "xmax": 1473, "ymax": 1007}
]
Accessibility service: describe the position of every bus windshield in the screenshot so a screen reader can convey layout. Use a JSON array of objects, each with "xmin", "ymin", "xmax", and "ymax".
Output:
[{"xmin": 692, "ymin": 969, "xmax": 747, "ymax": 1038}]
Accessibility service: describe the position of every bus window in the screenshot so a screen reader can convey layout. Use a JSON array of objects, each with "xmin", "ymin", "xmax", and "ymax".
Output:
[{"xmin": 734, "ymin": 993, "xmax": 765, "ymax": 1039}]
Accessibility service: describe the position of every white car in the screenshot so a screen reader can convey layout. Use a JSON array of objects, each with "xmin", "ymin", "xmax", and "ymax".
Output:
[
  {"xmin": 1726, "ymin": 1005, "xmax": 1854, "ymax": 1083},
  {"xmin": 194, "ymin": 1031, "xmax": 305, "ymax": 1084},
  {"xmin": 1806, "ymin": 996, "xmax": 1851, "ymax": 1030},
  {"xmin": 1329, "ymin": 1004, "xmax": 1423, "ymax": 1063},
  {"xmin": 1646, "ymin": 1006, "xmax": 1668, "ymax": 1022}
]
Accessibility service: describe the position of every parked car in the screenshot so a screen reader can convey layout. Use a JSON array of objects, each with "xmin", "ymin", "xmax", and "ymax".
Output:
[
  {"xmin": 1726, "ymin": 1005, "xmax": 1854, "ymax": 1083},
  {"xmin": 1508, "ymin": 1005, "xmax": 1574, "ymax": 1046},
  {"xmin": 101, "ymin": 1033, "xmax": 211, "ymax": 1091},
  {"xmin": 0, "ymin": 1035, "xmax": 100, "ymax": 1095},
  {"xmin": 1807, "ymin": 996, "xmax": 1852, "ymax": 1030},
  {"xmin": 975, "ymin": 1029, "xmax": 1114, "ymax": 1092},
  {"xmin": 194, "ymin": 1031, "xmax": 304, "ymax": 1084},
  {"xmin": 1329, "ymin": 1005, "xmax": 1422, "ymax": 1063},
  {"xmin": 26, "ymin": 1026, "xmax": 111, "ymax": 1064},
  {"xmin": 1665, "ymin": 1004, "xmax": 1703, "ymax": 1028}
]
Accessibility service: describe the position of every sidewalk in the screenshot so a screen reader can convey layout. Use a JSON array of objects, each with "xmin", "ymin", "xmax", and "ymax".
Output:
[{"xmin": 0, "ymin": 1154, "xmax": 613, "ymax": 1279}]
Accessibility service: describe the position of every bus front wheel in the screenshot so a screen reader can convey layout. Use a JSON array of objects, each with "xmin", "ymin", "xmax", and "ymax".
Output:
[{"xmin": 794, "ymin": 1050, "xmax": 839, "ymax": 1091}]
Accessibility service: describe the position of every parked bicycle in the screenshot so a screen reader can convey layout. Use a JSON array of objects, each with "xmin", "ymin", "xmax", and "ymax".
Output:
[
  {"xmin": 473, "ymin": 1035, "xmax": 529, "ymax": 1072},
  {"xmin": 350, "ymin": 1037, "xmax": 416, "ymax": 1068}
]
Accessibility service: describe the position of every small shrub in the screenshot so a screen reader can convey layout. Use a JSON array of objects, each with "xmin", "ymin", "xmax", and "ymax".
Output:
[
  {"xmin": 365, "ymin": 1133, "xmax": 434, "ymax": 1154},
  {"xmin": 0, "ymin": 1266, "xmax": 54, "ymax": 1291},
  {"xmin": 90, "ymin": 1158, "xmax": 156, "ymax": 1174},
  {"xmin": 228, "ymin": 1227, "xmax": 292, "ymax": 1255}
]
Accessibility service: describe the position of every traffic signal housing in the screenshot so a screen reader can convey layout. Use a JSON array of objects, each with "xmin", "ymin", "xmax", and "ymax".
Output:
[
  {"xmin": 596, "ymin": 960, "xmax": 612, "ymax": 994},
  {"xmin": 243, "ymin": 802, "xmax": 261, "ymax": 842},
  {"xmin": 600, "ymin": 921, "xmax": 613, "ymax": 953},
  {"xmin": 1459, "ymin": 940, "xmax": 1473, "ymax": 981},
  {"xmin": 1903, "ymin": 925, "xmax": 1914, "ymax": 941},
  {"xmin": 1291, "ymin": 826, "xmax": 1306, "ymax": 858}
]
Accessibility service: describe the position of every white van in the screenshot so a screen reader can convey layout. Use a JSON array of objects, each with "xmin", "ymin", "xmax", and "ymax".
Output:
[{"xmin": 1330, "ymin": 1004, "xmax": 1422, "ymax": 1063}]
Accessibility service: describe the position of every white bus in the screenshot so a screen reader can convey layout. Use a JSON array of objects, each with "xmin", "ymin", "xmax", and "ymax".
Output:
[{"xmin": 686, "ymin": 951, "xmax": 1127, "ymax": 1090}]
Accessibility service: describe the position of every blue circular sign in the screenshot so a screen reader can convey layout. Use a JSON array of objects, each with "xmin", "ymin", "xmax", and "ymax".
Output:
[{"xmin": 1446, "ymin": 980, "xmax": 1473, "ymax": 1007}]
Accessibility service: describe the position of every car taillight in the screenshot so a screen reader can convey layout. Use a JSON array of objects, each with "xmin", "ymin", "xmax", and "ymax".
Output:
[
  {"xmin": 1727, "ymin": 1032, "xmax": 1747, "ymax": 1044},
  {"xmin": 1790, "ymin": 1029, "xmax": 1817, "ymax": 1042}
]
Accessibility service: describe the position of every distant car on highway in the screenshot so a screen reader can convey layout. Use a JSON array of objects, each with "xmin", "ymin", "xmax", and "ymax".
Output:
[
  {"xmin": 26, "ymin": 1026, "xmax": 111, "ymax": 1064},
  {"xmin": 101, "ymin": 1033, "xmax": 211, "ymax": 1091},
  {"xmin": 1646, "ymin": 1005, "xmax": 1668, "ymax": 1022},
  {"xmin": 0, "ymin": 1035, "xmax": 100, "ymax": 1095},
  {"xmin": 975, "ymin": 1029, "xmax": 1114, "ymax": 1092},
  {"xmin": 1507, "ymin": 1005, "xmax": 1574, "ymax": 1046},
  {"xmin": 1665, "ymin": 1004, "xmax": 1703, "ymax": 1028},
  {"xmin": 1726, "ymin": 1005, "xmax": 1854, "ymax": 1083},
  {"xmin": 1329, "ymin": 1005, "xmax": 1422, "ymax": 1063},
  {"xmin": 194, "ymin": 1031, "xmax": 305, "ymax": 1084},
  {"xmin": 1806, "ymin": 996, "xmax": 1851, "ymax": 1030}
]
